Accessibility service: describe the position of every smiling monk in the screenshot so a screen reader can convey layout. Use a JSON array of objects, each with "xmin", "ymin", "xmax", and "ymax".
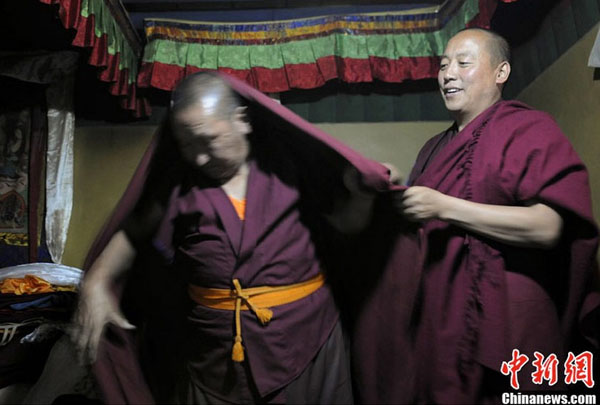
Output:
[{"xmin": 391, "ymin": 28, "xmax": 599, "ymax": 403}]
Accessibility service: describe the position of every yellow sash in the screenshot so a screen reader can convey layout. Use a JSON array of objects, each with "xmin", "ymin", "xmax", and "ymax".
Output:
[{"xmin": 188, "ymin": 273, "xmax": 325, "ymax": 362}]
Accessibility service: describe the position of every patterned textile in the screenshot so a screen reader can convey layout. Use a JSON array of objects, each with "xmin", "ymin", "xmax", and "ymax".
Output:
[
  {"xmin": 38, "ymin": 0, "xmax": 149, "ymax": 116},
  {"xmin": 0, "ymin": 51, "xmax": 79, "ymax": 264},
  {"xmin": 138, "ymin": 0, "xmax": 497, "ymax": 93},
  {"xmin": 0, "ymin": 108, "xmax": 31, "ymax": 238},
  {"xmin": 0, "ymin": 77, "xmax": 50, "ymax": 266}
]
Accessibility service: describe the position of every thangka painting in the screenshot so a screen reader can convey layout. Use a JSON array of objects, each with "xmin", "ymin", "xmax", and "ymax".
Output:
[
  {"xmin": 0, "ymin": 107, "xmax": 30, "ymax": 245},
  {"xmin": 0, "ymin": 76, "xmax": 51, "ymax": 267}
]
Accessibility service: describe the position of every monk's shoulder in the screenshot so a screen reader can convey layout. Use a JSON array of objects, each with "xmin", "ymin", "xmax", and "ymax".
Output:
[
  {"xmin": 492, "ymin": 101, "xmax": 566, "ymax": 143},
  {"xmin": 495, "ymin": 100, "xmax": 553, "ymax": 123}
]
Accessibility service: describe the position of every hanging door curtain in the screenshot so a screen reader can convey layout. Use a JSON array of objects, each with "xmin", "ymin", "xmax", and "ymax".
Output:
[
  {"xmin": 39, "ymin": 0, "xmax": 150, "ymax": 117},
  {"xmin": 0, "ymin": 79, "xmax": 49, "ymax": 267},
  {"xmin": 0, "ymin": 51, "xmax": 79, "ymax": 266},
  {"xmin": 138, "ymin": 0, "xmax": 498, "ymax": 93}
]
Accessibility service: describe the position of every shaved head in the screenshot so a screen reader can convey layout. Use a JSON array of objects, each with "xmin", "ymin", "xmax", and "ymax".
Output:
[
  {"xmin": 169, "ymin": 72, "xmax": 251, "ymax": 180},
  {"xmin": 170, "ymin": 72, "xmax": 241, "ymax": 119},
  {"xmin": 457, "ymin": 27, "xmax": 511, "ymax": 67}
]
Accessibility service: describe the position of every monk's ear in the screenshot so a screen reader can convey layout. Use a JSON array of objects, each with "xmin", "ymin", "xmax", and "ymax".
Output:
[
  {"xmin": 232, "ymin": 106, "xmax": 251, "ymax": 134},
  {"xmin": 233, "ymin": 105, "xmax": 248, "ymax": 118},
  {"xmin": 496, "ymin": 61, "xmax": 511, "ymax": 85}
]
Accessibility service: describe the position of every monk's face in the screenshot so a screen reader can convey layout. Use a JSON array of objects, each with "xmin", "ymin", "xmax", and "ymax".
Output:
[
  {"xmin": 173, "ymin": 100, "xmax": 251, "ymax": 182},
  {"xmin": 438, "ymin": 30, "xmax": 503, "ymax": 126}
]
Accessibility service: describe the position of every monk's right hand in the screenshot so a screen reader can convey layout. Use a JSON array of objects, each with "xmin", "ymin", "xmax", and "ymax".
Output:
[{"xmin": 70, "ymin": 278, "xmax": 135, "ymax": 365}]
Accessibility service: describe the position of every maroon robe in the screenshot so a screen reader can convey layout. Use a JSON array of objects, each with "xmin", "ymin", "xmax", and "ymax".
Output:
[
  {"xmin": 148, "ymin": 156, "xmax": 342, "ymax": 402},
  {"xmin": 383, "ymin": 100, "xmax": 598, "ymax": 404},
  {"xmin": 82, "ymin": 73, "xmax": 396, "ymax": 404}
]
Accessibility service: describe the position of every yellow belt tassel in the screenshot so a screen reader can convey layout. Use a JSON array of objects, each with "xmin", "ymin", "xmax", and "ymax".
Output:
[
  {"xmin": 231, "ymin": 290, "xmax": 245, "ymax": 362},
  {"xmin": 232, "ymin": 336, "xmax": 244, "ymax": 362}
]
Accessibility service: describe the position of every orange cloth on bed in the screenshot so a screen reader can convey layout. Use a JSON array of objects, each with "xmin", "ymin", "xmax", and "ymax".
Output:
[{"xmin": 0, "ymin": 275, "xmax": 56, "ymax": 295}]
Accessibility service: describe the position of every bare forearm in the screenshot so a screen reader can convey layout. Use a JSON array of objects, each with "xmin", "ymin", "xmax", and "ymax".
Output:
[
  {"xmin": 440, "ymin": 197, "xmax": 563, "ymax": 249},
  {"xmin": 73, "ymin": 230, "xmax": 137, "ymax": 363}
]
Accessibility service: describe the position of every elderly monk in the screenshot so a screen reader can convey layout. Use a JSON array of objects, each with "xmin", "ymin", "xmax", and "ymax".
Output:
[
  {"xmin": 71, "ymin": 72, "xmax": 395, "ymax": 404},
  {"xmin": 389, "ymin": 28, "xmax": 599, "ymax": 403}
]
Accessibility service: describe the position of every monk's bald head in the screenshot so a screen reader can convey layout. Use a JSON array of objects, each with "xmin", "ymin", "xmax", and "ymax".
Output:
[
  {"xmin": 169, "ymin": 72, "xmax": 251, "ymax": 179},
  {"xmin": 455, "ymin": 28, "xmax": 511, "ymax": 67},
  {"xmin": 171, "ymin": 72, "xmax": 241, "ymax": 119}
]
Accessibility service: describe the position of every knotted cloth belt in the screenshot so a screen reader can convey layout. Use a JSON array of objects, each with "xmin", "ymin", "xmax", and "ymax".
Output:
[{"xmin": 188, "ymin": 273, "xmax": 325, "ymax": 362}]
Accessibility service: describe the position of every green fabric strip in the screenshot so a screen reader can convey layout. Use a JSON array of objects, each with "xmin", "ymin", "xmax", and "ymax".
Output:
[
  {"xmin": 80, "ymin": 0, "xmax": 138, "ymax": 84},
  {"xmin": 142, "ymin": 0, "xmax": 479, "ymax": 70}
]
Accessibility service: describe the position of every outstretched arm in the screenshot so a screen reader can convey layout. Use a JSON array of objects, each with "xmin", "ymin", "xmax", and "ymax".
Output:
[
  {"xmin": 327, "ymin": 162, "xmax": 404, "ymax": 234},
  {"xmin": 326, "ymin": 166, "xmax": 378, "ymax": 234},
  {"xmin": 72, "ymin": 230, "xmax": 137, "ymax": 364},
  {"xmin": 400, "ymin": 186, "xmax": 563, "ymax": 249}
]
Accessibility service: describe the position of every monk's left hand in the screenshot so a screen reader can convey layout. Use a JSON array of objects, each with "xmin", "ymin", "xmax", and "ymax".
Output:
[
  {"xmin": 381, "ymin": 162, "xmax": 403, "ymax": 185},
  {"xmin": 325, "ymin": 166, "xmax": 377, "ymax": 234},
  {"xmin": 342, "ymin": 166, "xmax": 375, "ymax": 199},
  {"xmin": 400, "ymin": 186, "xmax": 449, "ymax": 222}
]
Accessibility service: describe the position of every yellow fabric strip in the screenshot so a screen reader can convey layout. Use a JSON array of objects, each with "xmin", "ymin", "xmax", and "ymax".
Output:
[
  {"xmin": 188, "ymin": 273, "xmax": 325, "ymax": 309},
  {"xmin": 146, "ymin": 18, "xmax": 436, "ymax": 42},
  {"xmin": 188, "ymin": 273, "xmax": 325, "ymax": 362},
  {"xmin": 145, "ymin": 5, "xmax": 440, "ymax": 26},
  {"xmin": 0, "ymin": 232, "xmax": 28, "ymax": 247}
]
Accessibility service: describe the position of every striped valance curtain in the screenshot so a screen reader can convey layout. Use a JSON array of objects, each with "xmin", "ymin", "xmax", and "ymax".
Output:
[{"xmin": 138, "ymin": 0, "xmax": 498, "ymax": 93}]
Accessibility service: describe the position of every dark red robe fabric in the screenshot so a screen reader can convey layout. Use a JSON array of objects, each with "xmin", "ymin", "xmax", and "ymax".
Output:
[
  {"xmin": 82, "ymin": 84, "xmax": 599, "ymax": 404},
  {"xmin": 147, "ymin": 155, "xmax": 342, "ymax": 402},
  {"xmin": 398, "ymin": 100, "xmax": 598, "ymax": 403},
  {"xmin": 82, "ymin": 73, "xmax": 400, "ymax": 404}
]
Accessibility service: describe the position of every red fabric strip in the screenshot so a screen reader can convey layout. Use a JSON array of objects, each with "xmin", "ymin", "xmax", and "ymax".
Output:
[
  {"xmin": 38, "ymin": 0, "xmax": 149, "ymax": 117},
  {"xmin": 138, "ymin": 0, "xmax": 495, "ymax": 94},
  {"xmin": 467, "ymin": 0, "xmax": 498, "ymax": 29},
  {"xmin": 28, "ymin": 103, "xmax": 47, "ymax": 263},
  {"xmin": 138, "ymin": 55, "xmax": 441, "ymax": 93}
]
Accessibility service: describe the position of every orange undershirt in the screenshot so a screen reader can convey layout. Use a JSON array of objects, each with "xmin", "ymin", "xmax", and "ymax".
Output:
[{"xmin": 228, "ymin": 196, "xmax": 246, "ymax": 220}]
